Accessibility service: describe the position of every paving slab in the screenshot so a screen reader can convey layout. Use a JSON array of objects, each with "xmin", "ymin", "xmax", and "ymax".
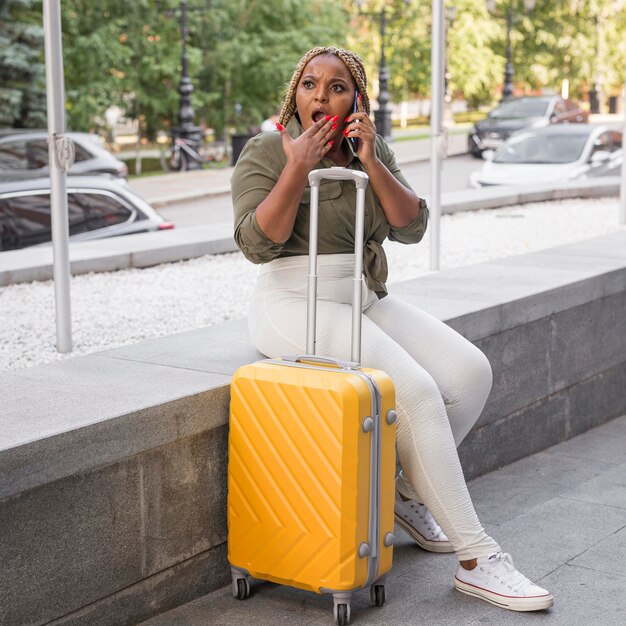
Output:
[
  {"xmin": 474, "ymin": 563, "xmax": 626, "ymax": 625},
  {"xmin": 569, "ymin": 524, "xmax": 626, "ymax": 579},
  {"xmin": 467, "ymin": 450, "xmax": 614, "ymax": 526}
]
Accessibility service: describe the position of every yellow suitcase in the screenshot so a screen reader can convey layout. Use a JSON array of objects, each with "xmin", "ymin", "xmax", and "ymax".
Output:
[{"xmin": 228, "ymin": 168, "xmax": 397, "ymax": 626}]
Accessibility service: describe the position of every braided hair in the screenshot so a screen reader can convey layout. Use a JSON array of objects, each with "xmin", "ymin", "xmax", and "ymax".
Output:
[{"xmin": 278, "ymin": 47, "xmax": 370, "ymax": 127}]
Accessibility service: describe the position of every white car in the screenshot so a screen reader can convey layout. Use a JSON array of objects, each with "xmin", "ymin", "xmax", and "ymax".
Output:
[{"xmin": 470, "ymin": 125, "xmax": 623, "ymax": 188}]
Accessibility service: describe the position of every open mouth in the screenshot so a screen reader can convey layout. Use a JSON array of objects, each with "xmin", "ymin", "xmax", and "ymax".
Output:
[{"xmin": 312, "ymin": 109, "xmax": 327, "ymax": 123}]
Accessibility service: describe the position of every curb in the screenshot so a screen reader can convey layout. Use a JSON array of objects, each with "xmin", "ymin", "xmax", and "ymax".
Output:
[{"xmin": 0, "ymin": 178, "xmax": 620, "ymax": 287}]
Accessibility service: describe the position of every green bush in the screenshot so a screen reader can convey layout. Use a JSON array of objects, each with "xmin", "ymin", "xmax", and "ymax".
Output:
[{"xmin": 122, "ymin": 157, "xmax": 163, "ymax": 176}]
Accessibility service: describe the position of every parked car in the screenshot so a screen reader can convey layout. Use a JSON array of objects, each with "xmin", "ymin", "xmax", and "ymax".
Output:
[
  {"xmin": 0, "ymin": 131, "xmax": 128, "ymax": 181},
  {"xmin": 469, "ymin": 125, "xmax": 622, "ymax": 188},
  {"xmin": 468, "ymin": 95, "xmax": 589, "ymax": 158},
  {"xmin": 0, "ymin": 177, "xmax": 174, "ymax": 251}
]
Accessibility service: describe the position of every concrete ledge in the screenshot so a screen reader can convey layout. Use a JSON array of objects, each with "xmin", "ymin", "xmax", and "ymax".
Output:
[
  {"xmin": 0, "ymin": 178, "xmax": 619, "ymax": 286},
  {"xmin": 1, "ymin": 230, "xmax": 625, "ymax": 625}
]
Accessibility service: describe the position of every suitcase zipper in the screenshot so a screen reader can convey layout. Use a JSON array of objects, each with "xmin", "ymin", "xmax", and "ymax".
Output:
[{"xmin": 360, "ymin": 371, "xmax": 381, "ymax": 588}]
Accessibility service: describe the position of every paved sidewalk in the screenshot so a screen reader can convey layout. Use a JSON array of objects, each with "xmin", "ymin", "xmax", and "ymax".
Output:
[
  {"xmin": 128, "ymin": 131, "xmax": 470, "ymax": 208},
  {"xmin": 141, "ymin": 414, "xmax": 626, "ymax": 626}
]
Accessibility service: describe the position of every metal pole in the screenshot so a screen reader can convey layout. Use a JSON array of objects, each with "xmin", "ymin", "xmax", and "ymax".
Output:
[
  {"xmin": 429, "ymin": 0, "xmax": 444, "ymax": 271},
  {"xmin": 374, "ymin": 8, "xmax": 392, "ymax": 141},
  {"xmin": 501, "ymin": 5, "xmax": 514, "ymax": 100},
  {"xmin": 618, "ymin": 54, "xmax": 626, "ymax": 224},
  {"xmin": 172, "ymin": 0, "xmax": 202, "ymax": 170},
  {"xmin": 43, "ymin": 0, "xmax": 72, "ymax": 353}
]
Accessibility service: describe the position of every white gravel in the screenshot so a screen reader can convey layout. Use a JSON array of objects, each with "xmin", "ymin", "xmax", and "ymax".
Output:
[{"xmin": 1, "ymin": 196, "xmax": 623, "ymax": 373}]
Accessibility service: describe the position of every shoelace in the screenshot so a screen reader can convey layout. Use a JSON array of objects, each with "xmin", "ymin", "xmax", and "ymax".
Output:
[
  {"xmin": 407, "ymin": 501, "xmax": 447, "ymax": 540},
  {"xmin": 481, "ymin": 552, "xmax": 535, "ymax": 594}
]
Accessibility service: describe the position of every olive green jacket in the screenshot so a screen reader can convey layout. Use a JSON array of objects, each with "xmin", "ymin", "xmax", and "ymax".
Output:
[{"xmin": 231, "ymin": 116, "xmax": 429, "ymax": 298}]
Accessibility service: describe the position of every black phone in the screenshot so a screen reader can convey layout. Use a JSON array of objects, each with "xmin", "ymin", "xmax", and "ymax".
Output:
[{"xmin": 351, "ymin": 90, "xmax": 359, "ymax": 151}]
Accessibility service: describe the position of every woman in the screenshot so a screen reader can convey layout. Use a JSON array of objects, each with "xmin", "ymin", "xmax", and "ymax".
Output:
[{"xmin": 231, "ymin": 46, "xmax": 552, "ymax": 613}]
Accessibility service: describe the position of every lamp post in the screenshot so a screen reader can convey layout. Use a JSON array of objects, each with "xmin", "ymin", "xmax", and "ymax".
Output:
[
  {"xmin": 443, "ymin": 5, "xmax": 457, "ymax": 127},
  {"xmin": 356, "ymin": 1, "xmax": 409, "ymax": 141},
  {"xmin": 375, "ymin": 7, "xmax": 392, "ymax": 141},
  {"xmin": 157, "ymin": 0, "xmax": 211, "ymax": 170},
  {"xmin": 486, "ymin": 0, "xmax": 536, "ymax": 101},
  {"xmin": 170, "ymin": 0, "xmax": 203, "ymax": 169}
]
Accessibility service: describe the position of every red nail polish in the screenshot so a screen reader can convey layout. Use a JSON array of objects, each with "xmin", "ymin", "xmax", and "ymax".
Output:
[
  {"xmin": 333, "ymin": 115, "xmax": 339, "ymax": 122},
  {"xmin": 276, "ymin": 122, "xmax": 284, "ymax": 131},
  {"xmin": 343, "ymin": 129, "xmax": 348, "ymax": 135},
  {"xmin": 325, "ymin": 115, "xmax": 332, "ymax": 121},
  {"xmin": 329, "ymin": 140, "xmax": 334, "ymax": 146},
  {"xmin": 345, "ymin": 117, "xmax": 350, "ymax": 123},
  {"xmin": 331, "ymin": 123, "xmax": 337, "ymax": 130}
]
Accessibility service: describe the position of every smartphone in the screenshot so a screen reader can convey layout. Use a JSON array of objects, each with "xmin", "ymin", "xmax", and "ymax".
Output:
[{"xmin": 351, "ymin": 90, "xmax": 359, "ymax": 151}]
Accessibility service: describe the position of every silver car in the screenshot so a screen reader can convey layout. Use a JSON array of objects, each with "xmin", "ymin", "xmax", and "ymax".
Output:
[
  {"xmin": 0, "ymin": 131, "xmax": 128, "ymax": 182},
  {"xmin": 0, "ymin": 177, "xmax": 174, "ymax": 251},
  {"xmin": 470, "ymin": 125, "xmax": 623, "ymax": 187}
]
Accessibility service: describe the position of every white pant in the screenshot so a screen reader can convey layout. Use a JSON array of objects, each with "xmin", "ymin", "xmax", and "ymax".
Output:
[{"xmin": 248, "ymin": 254, "xmax": 500, "ymax": 560}]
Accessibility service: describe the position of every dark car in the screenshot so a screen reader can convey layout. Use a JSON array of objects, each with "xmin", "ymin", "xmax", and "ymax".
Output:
[
  {"xmin": 0, "ymin": 131, "xmax": 128, "ymax": 182},
  {"xmin": 468, "ymin": 95, "xmax": 589, "ymax": 158},
  {"xmin": 0, "ymin": 177, "xmax": 174, "ymax": 252}
]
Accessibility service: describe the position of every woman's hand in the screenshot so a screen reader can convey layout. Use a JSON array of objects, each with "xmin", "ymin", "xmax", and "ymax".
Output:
[
  {"xmin": 344, "ymin": 95, "xmax": 377, "ymax": 166},
  {"xmin": 276, "ymin": 116, "xmax": 337, "ymax": 172}
]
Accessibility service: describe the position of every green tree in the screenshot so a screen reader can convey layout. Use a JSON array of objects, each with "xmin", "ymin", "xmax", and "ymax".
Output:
[
  {"xmin": 0, "ymin": 0, "xmax": 47, "ymax": 128},
  {"xmin": 62, "ymin": 1, "xmax": 184, "ymax": 138},
  {"xmin": 347, "ymin": 0, "xmax": 503, "ymax": 109},
  {"xmin": 191, "ymin": 0, "xmax": 350, "ymax": 137},
  {"xmin": 515, "ymin": 0, "xmax": 626, "ymax": 106}
]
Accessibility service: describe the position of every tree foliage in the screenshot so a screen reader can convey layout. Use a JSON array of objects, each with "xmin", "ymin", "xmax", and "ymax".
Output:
[
  {"xmin": 2, "ymin": 0, "xmax": 625, "ymax": 135},
  {"xmin": 61, "ymin": 1, "xmax": 184, "ymax": 137},
  {"xmin": 348, "ymin": 0, "xmax": 626, "ymax": 109},
  {"xmin": 0, "ymin": 0, "xmax": 47, "ymax": 128},
  {"xmin": 190, "ymin": 0, "xmax": 349, "ymax": 135}
]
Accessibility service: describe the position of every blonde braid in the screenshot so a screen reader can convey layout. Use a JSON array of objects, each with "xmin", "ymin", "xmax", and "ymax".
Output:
[{"xmin": 279, "ymin": 47, "xmax": 371, "ymax": 127}]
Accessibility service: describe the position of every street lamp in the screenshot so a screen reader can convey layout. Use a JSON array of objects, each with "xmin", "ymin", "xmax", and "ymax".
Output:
[
  {"xmin": 486, "ymin": 0, "xmax": 536, "ymax": 101},
  {"xmin": 171, "ymin": 0, "xmax": 206, "ymax": 169},
  {"xmin": 356, "ymin": 1, "xmax": 410, "ymax": 141},
  {"xmin": 157, "ymin": 0, "xmax": 211, "ymax": 170},
  {"xmin": 443, "ymin": 5, "xmax": 457, "ymax": 127}
]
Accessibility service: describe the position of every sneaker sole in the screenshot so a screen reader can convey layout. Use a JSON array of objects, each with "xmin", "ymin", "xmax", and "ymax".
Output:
[
  {"xmin": 395, "ymin": 513, "xmax": 455, "ymax": 553},
  {"xmin": 454, "ymin": 577, "xmax": 554, "ymax": 612}
]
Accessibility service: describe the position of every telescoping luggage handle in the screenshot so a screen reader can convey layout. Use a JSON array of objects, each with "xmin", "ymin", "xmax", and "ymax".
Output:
[{"xmin": 306, "ymin": 167, "xmax": 369, "ymax": 364}]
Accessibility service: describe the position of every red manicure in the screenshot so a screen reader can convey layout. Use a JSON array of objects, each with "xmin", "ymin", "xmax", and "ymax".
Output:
[
  {"xmin": 324, "ymin": 115, "xmax": 332, "ymax": 121},
  {"xmin": 332, "ymin": 115, "xmax": 339, "ymax": 122},
  {"xmin": 331, "ymin": 124, "xmax": 337, "ymax": 130},
  {"xmin": 345, "ymin": 117, "xmax": 351, "ymax": 123},
  {"xmin": 276, "ymin": 122, "xmax": 284, "ymax": 131},
  {"xmin": 343, "ymin": 129, "xmax": 348, "ymax": 136},
  {"xmin": 329, "ymin": 140, "xmax": 334, "ymax": 146}
]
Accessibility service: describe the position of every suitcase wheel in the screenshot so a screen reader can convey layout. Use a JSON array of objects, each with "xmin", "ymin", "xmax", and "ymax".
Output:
[
  {"xmin": 370, "ymin": 584, "xmax": 385, "ymax": 607},
  {"xmin": 232, "ymin": 576, "xmax": 250, "ymax": 600},
  {"xmin": 334, "ymin": 603, "xmax": 350, "ymax": 626}
]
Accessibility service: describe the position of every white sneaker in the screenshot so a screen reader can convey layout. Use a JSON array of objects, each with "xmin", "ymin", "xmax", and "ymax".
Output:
[
  {"xmin": 454, "ymin": 552, "xmax": 553, "ymax": 612},
  {"xmin": 394, "ymin": 490, "xmax": 454, "ymax": 553}
]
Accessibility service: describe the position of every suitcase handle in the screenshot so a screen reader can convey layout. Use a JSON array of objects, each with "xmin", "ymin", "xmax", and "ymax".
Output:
[
  {"xmin": 306, "ymin": 167, "xmax": 369, "ymax": 364},
  {"xmin": 282, "ymin": 354, "xmax": 360, "ymax": 371}
]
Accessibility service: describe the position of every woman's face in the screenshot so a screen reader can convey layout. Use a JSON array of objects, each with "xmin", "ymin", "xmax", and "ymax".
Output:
[{"xmin": 295, "ymin": 54, "xmax": 356, "ymax": 139}]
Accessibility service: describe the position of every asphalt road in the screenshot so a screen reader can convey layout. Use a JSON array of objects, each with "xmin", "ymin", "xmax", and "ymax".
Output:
[{"xmin": 158, "ymin": 153, "xmax": 483, "ymax": 228}]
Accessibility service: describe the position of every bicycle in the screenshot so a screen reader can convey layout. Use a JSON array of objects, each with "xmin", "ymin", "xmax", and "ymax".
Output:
[{"xmin": 160, "ymin": 136, "xmax": 230, "ymax": 173}]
